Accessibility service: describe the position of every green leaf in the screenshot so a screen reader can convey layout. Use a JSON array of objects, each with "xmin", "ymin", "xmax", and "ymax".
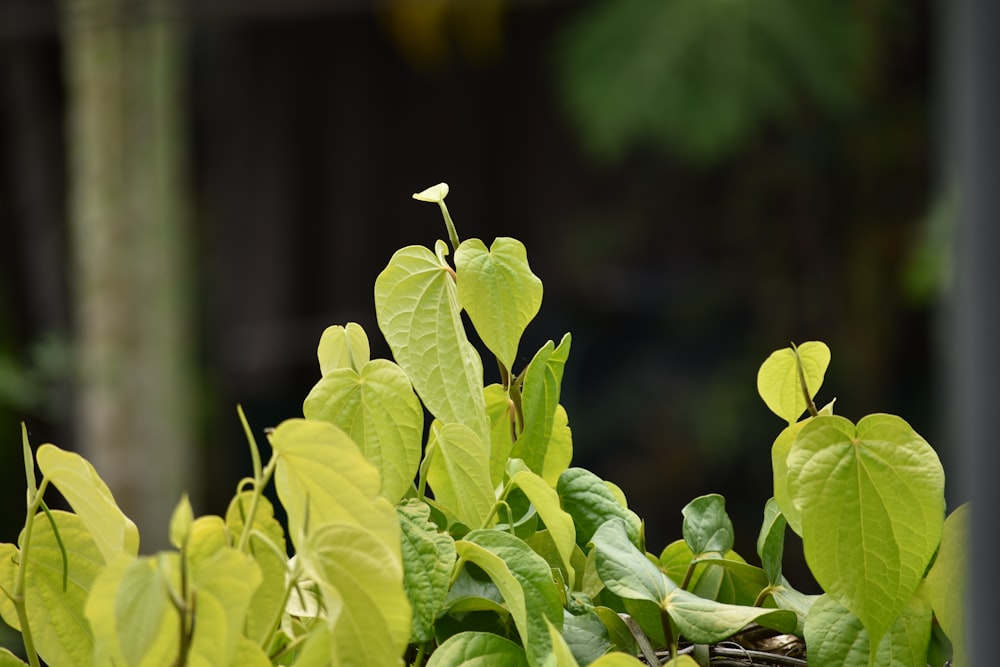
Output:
[
  {"xmin": 804, "ymin": 592, "xmax": 932, "ymax": 667},
  {"xmin": 513, "ymin": 335, "xmax": 572, "ymax": 484},
  {"xmin": 455, "ymin": 237, "xmax": 543, "ymax": 371},
  {"xmin": 485, "ymin": 383, "xmax": 517, "ymax": 487},
  {"xmin": 168, "ymin": 493, "xmax": 193, "ymax": 549},
  {"xmin": 681, "ymin": 494, "xmax": 734, "ymax": 556},
  {"xmin": 756, "ymin": 497, "xmax": 786, "ymax": 585},
  {"xmin": 398, "ymin": 500, "xmax": 457, "ymax": 643},
  {"xmin": 269, "ymin": 418, "xmax": 399, "ymax": 551},
  {"xmin": 86, "ymin": 555, "xmax": 177, "ymax": 667},
  {"xmin": 767, "ymin": 580, "xmax": 818, "ymax": 636},
  {"xmin": 756, "ymin": 341, "xmax": 830, "ymax": 423},
  {"xmin": 591, "ymin": 518, "xmax": 670, "ymax": 606},
  {"xmin": 560, "ymin": 609, "xmax": 613, "ymax": 666},
  {"xmin": 0, "ymin": 648, "xmax": 28, "ymax": 666},
  {"xmin": 374, "ymin": 244, "xmax": 490, "ymax": 444},
  {"xmin": 187, "ymin": 548, "xmax": 264, "ymax": 667},
  {"xmin": 457, "ymin": 530, "xmax": 563, "ymax": 667},
  {"xmin": 687, "ymin": 555, "xmax": 768, "ymax": 607},
  {"xmin": 413, "ymin": 182, "xmax": 450, "ymax": 203},
  {"xmin": 426, "ymin": 422, "xmax": 495, "ymax": 529},
  {"xmin": 224, "ymin": 492, "xmax": 288, "ymax": 645},
  {"xmin": 300, "ymin": 522, "xmax": 411, "ymax": 667},
  {"xmin": 664, "ymin": 586, "xmax": 796, "ymax": 644},
  {"xmin": 35, "ymin": 444, "xmax": 139, "ymax": 561},
  {"xmin": 426, "ymin": 631, "xmax": 530, "ymax": 667},
  {"xmin": 303, "ymin": 358, "xmax": 424, "ymax": 503},
  {"xmin": 0, "ymin": 512, "xmax": 103, "ymax": 667},
  {"xmin": 229, "ymin": 636, "xmax": 272, "ymax": 667},
  {"xmin": 787, "ymin": 414, "xmax": 944, "ymax": 647},
  {"xmin": 558, "ymin": 468, "xmax": 642, "ymax": 550},
  {"xmin": 511, "ymin": 470, "xmax": 577, "ymax": 585},
  {"xmin": 317, "ymin": 322, "xmax": 370, "ymax": 375},
  {"xmin": 924, "ymin": 502, "xmax": 969, "ymax": 667}
]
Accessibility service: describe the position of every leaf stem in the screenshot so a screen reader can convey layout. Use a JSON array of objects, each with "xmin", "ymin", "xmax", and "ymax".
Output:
[
  {"xmin": 439, "ymin": 200, "xmax": 460, "ymax": 252},
  {"xmin": 237, "ymin": 455, "xmax": 278, "ymax": 554},
  {"xmin": 411, "ymin": 641, "xmax": 428, "ymax": 667}
]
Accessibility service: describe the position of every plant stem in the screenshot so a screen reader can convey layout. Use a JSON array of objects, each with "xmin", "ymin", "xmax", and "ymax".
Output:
[
  {"xmin": 790, "ymin": 343, "xmax": 819, "ymax": 417},
  {"xmin": 679, "ymin": 559, "xmax": 697, "ymax": 591},
  {"xmin": 14, "ymin": 478, "xmax": 47, "ymax": 667},
  {"xmin": 236, "ymin": 456, "xmax": 277, "ymax": 554},
  {"xmin": 411, "ymin": 642, "xmax": 428, "ymax": 667},
  {"xmin": 439, "ymin": 200, "xmax": 460, "ymax": 251}
]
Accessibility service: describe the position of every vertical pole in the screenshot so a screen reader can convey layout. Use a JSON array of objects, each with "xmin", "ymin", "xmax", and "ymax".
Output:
[
  {"xmin": 948, "ymin": 0, "xmax": 1000, "ymax": 661},
  {"xmin": 62, "ymin": 0, "xmax": 194, "ymax": 549}
]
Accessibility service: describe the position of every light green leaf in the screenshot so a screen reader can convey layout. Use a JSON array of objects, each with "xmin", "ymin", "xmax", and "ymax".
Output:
[
  {"xmin": 374, "ymin": 244, "xmax": 490, "ymax": 444},
  {"xmin": 787, "ymin": 414, "xmax": 944, "ymax": 647},
  {"xmin": 413, "ymin": 182, "xmax": 449, "ymax": 203},
  {"xmin": 426, "ymin": 631, "xmax": 529, "ymax": 667},
  {"xmin": 485, "ymin": 383, "xmax": 517, "ymax": 487},
  {"xmin": 756, "ymin": 497, "xmax": 786, "ymax": 585},
  {"xmin": 771, "ymin": 414, "xmax": 824, "ymax": 535},
  {"xmin": 0, "ymin": 648, "xmax": 28, "ymax": 666},
  {"xmin": 591, "ymin": 518, "xmax": 670, "ymax": 606},
  {"xmin": 168, "ymin": 494, "xmax": 193, "ymax": 549},
  {"xmin": 665, "ymin": 586, "xmax": 796, "ymax": 644},
  {"xmin": 804, "ymin": 592, "xmax": 932, "ymax": 667},
  {"xmin": 513, "ymin": 335, "xmax": 572, "ymax": 484},
  {"xmin": 767, "ymin": 580, "xmax": 818, "ymax": 636},
  {"xmin": 511, "ymin": 470, "xmax": 577, "ymax": 585},
  {"xmin": 228, "ymin": 636, "xmax": 272, "ymax": 667},
  {"xmin": 426, "ymin": 422, "xmax": 495, "ymax": 529},
  {"xmin": 560, "ymin": 609, "xmax": 613, "ymax": 666},
  {"xmin": 225, "ymin": 492, "xmax": 288, "ymax": 645},
  {"xmin": 0, "ymin": 512, "xmax": 104, "ymax": 667},
  {"xmin": 300, "ymin": 522, "xmax": 411, "ymax": 667},
  {"xmin": 187, "ymin": 548, "xmax": 263, "ymax": 667},
  {"xmin": 681, "ymin": 494, "xmax": 733, "ymax": 556},
  {"xmin": 924, "ymin": 502, "xmax": 969, "ymax": 667},
  {"xmin": 455, "ymin": 237, "xmax": 543, "ymax": 371},
  {"xmin": 558, "ymin": 468, "xmax": 642, "ymax": 549},
  {"xmin": 457, "ymin": 530, "xmax": 563, "ymax": 667},
  {"xmin": 687, "ymin": 555, "xmax": 768, "ymax": 607},
  {"xmin": 269, "ymin": 418, "xmax": 398, "ymax": 551},
  {"xmin": 35, "ymin": 444, "xmax": 139, "ymax": 561},
  {"xmin": 397, "ymin": 500, "xmax": 457, "ymax": 643},
  {"xmin": 303, "ymin": 358, "xmax": 424, "ymax": 503},
  {"xmin": 317, "ymin": 322, "xmax": 370, "ymax": 375},
  {"xmin": 757, "ymin": 341, "xmax": 830, "ymax": 423}
]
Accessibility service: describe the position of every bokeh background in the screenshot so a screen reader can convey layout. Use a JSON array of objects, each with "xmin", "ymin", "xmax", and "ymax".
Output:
[{"xmin": 1, "ymin": 0, "xmax": 942, "ymax": 606}]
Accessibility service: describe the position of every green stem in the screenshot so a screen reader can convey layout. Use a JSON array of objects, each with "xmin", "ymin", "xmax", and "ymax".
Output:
[
  {"xmin": 660, "ymin": 607, "xmax": 676, "ymax": 663},
  {"xmin": 14, "ymin": 478, "xmax": 47, "ymax": 667},
  {"xmin": 752, "ymin": 584, "xmax": 775, "ymax": 608},
  {"xmin": 480, "ymin": 479, "xmax": 514, "ymax": 530},
  {"xmin": 236, "ymin": 456, "xmax": 277, "ymax": 554},
  {"xmin": 411, "ymin": 641, "xmax": 429, "ymax": 667},
  {"xmin": 439, "ymin": 200, "xmax": 460, "ymax": 251},
  {"xmin": 679, "ymin": 559, "xmax": 698, "ymax": 591}
]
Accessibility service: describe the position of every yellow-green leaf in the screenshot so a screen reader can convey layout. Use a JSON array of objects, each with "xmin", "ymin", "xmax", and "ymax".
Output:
[
  {"xmin": 426, "ymin": 422, "xmax": 495, "ymax": 529},
  {"xmin": 924, "ymin": 502, "xmax": 970, "ymax": 667},
  {"xmin": 756, "ymin": 341, "xmax": 830, "ymax": 423},
  {"xmin": 317, "ymin": 322, "xmax": 370, "ymax": 375}
]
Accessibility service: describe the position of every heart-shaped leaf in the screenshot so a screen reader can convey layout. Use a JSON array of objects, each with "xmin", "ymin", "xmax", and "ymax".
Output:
[
  {"xmin": 455, "ymin": 237, "xmax": 543, "ymax": 372},
  {"xmin": 316, "ymin": 322, "xmax": 370, "ymax": 375},
  {"xmin": 787, "ymin": 414, "xmax": 944, "ymax": 647},
  {"xmin": 757, "ymin": 341, "xmax": 830, "ymax": 424},
  {"xmin": 558, "ymin": 468, "xmax": 642, "ymax": 550},
  {"xmin": 681, "ymin": 494, "xmax": 733, "ymax": 556},
  {"xmin": 756, "ymin": 497, "xmax": 786, "ymax": 585},
  {"xmin": 398, "ymin": 500, "xmax": 457, "ymax": 643},
  {"xmin": 374, "ymin": 244, "xmax": 489, "ymax": 444},
  {"xmin": 303, "ymin": 359, "xmax": 423, "ymax": 503},
  {"xmin": 924, "ymin": 502, "xmax": 969, "ymax": 667},
  {"xmin": 591, "ymin": 518, "xmax": 670, "ymax": 606}
]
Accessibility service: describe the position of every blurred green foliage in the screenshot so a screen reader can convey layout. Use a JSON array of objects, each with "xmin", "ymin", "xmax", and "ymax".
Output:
[{"xmin": 557, "ymin": 0, "xmax": 862, "ymax": 162}]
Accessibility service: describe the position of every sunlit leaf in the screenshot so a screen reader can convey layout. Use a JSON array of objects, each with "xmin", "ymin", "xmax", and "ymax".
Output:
[
  {"xmin": 300, "ymin": 522, "xmax": 411, "ymax": 667},
  {"xmin": 511, "ymin": 470, "xmax": 577, "ymax": 585},
  {"xmin": 269, "ymin": 418, "xmax": 398, "ymax": 551},
  {"xmin": 187, "ymin": 548, "xmax": 263, "ymax": 667},
  {"xmin": 455, "ymin": 237, "xmax": 543, "ymax": 371},
  {"xmin": 168, "ymin": 494, "xmax": 193, "ymax": 549},
  {"xmin": 787, "ymin": 414, "xmax": 944, "ymax": 647},
  {"xmin": 303, "ymin": 358, "xmax": 423, "ymax": 503},
  {"xmin": 36, "ymin": 444, "xmax": 139, "ymax": 561},
  {"xmin": 0, "ymin": 648, "xmax": 28, "ymax": 666},
  {"xmin": 485, "ymin": 383, "xmax": 516, "ymax": 487},
  {"xmin": 757, "ymin": 341, "xmax": 830, "ymax": 424},
  {"xmin": 924, "ymin": 502, "xmax": 970, "ymax": 667},
  {"xmin": 374, "ymin": 244, "xmax": 490, "ymax": 443},
  {"xmin": 513, "ymin": 335, "xmax": 572, "ymax": 484},
  {"xmin": 426, "ymin": 422, "xmax": 495, "ymax": 529},
  {"xmin": 316, "ymin": 322, "xmax": 370, "ymax": 375}
]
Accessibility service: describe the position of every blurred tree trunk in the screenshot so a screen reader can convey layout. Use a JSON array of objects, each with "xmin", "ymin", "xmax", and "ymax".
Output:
[{"xmin": 61, "ymin": 0, "xmax": 194, "ymax": 549}]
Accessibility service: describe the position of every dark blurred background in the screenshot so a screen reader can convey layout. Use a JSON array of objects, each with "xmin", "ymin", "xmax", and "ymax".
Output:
[{"xmin": 1, "ymin": 0, "xmax": 941, "ymax": 595}]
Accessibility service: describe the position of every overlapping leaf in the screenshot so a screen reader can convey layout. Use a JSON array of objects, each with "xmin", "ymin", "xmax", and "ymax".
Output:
[
  {"xmin": 455, "ymin": 237, "xmax": 543, "ymax": 371},
  {"xmin": 398, "ymin": 500, "xmax": 457, "ymax": 643},
  {"xmin": 426, "ymin": 422, "xmax": 495, "ymax": 529},
  {"xmin": 787, "ymin": 414, "xmax": 944, "ymax": 647},
  {"xmin": 374, "ymin": 243, "xmax": 489, "ymax": 443},
  {"xmin": 426, "ymin": 631, "xmax": 530, "ymax": 667},
  {"xmin": 513, "ymin": 335, "xmax": 572, "ymax": 484},
  {"xmin": 757, "ymin": 341, "xmax": 830, "ymax": 424},
  {"xmin": 924, "ymin": 503, "xmax": 969, "ymax": 667},
  {"xmin": 557, "ymin": 468, "xmax": 642, "ymax": 549},
  {"xmin": 317, "ymin": 322, "xmax": 370, "ymax": 375},
  {"xmin": 303, "ymin": 358, "xmax": 423, "ymax": 503}
]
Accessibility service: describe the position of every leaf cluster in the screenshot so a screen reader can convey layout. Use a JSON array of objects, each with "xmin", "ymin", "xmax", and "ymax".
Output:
[{"xmin": 0, "ymin": 184, "xmax": 966, "ymax": 667}]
